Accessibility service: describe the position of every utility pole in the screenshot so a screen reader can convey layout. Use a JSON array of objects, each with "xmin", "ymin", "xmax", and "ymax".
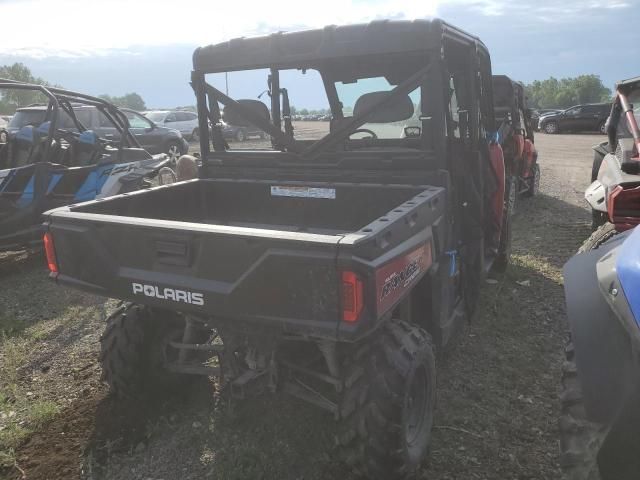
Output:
[{"xmin": 225, "ymin": 72, "xmax": 229, "ymax": 96}]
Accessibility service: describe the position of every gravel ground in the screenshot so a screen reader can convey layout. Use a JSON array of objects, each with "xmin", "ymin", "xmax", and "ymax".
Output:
[{"xmin": 0, "ymin": 131, "xmax": 601, "ymax": 480}]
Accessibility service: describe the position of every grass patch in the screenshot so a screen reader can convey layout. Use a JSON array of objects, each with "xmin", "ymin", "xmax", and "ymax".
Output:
[
  {"xmin": 28, "ymin": 400, "xmax": 60, "ymax": 429},
  {"xmin": 0, "ymin": 400, "xmax": 61, "ymax": 468}
]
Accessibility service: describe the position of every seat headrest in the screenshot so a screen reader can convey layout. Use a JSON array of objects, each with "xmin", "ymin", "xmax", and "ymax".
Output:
[
  {"xmin": 36, "ymin": 121, "xmax": 51, "ymax": 135},
  {"xmin": 353, "ymin": 91, "xmax": 414, "ymax": 123},
  {"xmin": 16, "ymin": 125, "xmax": 35, "ymax": 143},
  {"xmin": 222, "ymin": 99, "xmax": 270, "ymax": 127}
]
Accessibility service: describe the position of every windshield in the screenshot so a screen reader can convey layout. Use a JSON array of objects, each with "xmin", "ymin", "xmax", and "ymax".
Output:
[{"xmin": 145, "ymin": 111, "xmax": 166, "ymax": 122}]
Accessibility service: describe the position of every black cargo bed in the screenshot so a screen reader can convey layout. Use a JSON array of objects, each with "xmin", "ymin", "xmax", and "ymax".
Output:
[{"xmin": 45, "ymin": 178, "xmax": 445, "ymax": 340}]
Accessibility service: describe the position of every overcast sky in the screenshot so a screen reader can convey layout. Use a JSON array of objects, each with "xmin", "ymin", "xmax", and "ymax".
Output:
[{"xmin": 0, "ymin": 0, "xmax": 637, "ymax": 108}]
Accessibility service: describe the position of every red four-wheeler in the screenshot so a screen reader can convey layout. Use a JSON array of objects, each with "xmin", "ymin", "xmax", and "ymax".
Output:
[
  {"xmin": 585, "ymin": 77, "xmax": 640, "ymax": 235},
  {"xmin": 492, "ymin": 75, "xmax": 539, "ymax": 214},
  {"xmin": 43, "ymin": 20, "xmax": 511, "ymax": 479}
]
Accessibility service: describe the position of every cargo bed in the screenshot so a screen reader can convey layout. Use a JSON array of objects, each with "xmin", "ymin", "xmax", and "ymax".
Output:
[{"xmin": 45, "ymin": 178, "xmax": 445, "ymax": 340}]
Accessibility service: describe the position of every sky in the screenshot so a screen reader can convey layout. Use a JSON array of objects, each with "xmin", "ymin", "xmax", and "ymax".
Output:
[{"xmin": 0, "ymin": 0, "xmax": 637, "ymax": 108}]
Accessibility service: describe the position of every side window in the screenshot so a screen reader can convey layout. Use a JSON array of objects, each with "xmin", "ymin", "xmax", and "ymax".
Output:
[
  {"xmin": 125, "ymin": 111, "xmax": 152, "ymax": 129},
  {"xmin": 98, "ymin": 111, "xmax": 114, "ymax": 128},
  {"xmin": 566, "ymin": 107, "xmax": 582, "ymax": 116},
  {"xmin": 185, "ymin": 112, "xmax": 197, "ymax": 121},
  {"xmin": 174, "ymin": 112, "xmax": 187, "ymax": 122},
  {"xmin": 165, "ymin": 113, "xmax": 177, "ymax": 123}
]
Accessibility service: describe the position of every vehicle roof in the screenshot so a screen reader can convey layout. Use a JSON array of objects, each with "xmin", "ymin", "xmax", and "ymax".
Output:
[
  {"xmin": 193, "ymin": 19, "xmax": 489, "ymax": 74},
  {"xmin": 618, "ymin": 76, "xmax": 640, "ymax": 87}
]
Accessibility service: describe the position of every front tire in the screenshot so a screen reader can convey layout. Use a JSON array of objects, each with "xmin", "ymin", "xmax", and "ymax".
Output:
[
  {"xmin": 544, "ymin": 121, "xmax": 559, "ymax": 134},
  {"xmin": 493, "ymin": 176, "xmax": 515, "ymax": 273},
  {"xmin": 578, "ymin": 222, "xmax": 618, "ymax": 253},
  {"xmin": 337, "ymin": 319, "xmax": 436, "ymax": 480},
  {"xmin": 560, "ymin": 343, "xmax": 607, "ymax": 480}
]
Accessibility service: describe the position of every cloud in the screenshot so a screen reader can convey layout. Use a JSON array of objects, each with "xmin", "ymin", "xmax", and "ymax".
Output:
[{"xmin": 0, "ymin": 0, "xmax": 440, "ymax": 57}]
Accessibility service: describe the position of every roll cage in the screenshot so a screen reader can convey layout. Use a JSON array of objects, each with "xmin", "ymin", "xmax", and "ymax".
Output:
[
  {"xmin": 0, "ymin": 78, "xmax": 140, "ymax": 152},
  {"xmin": 608, "ymin": 77, "xmax": 640, "ymax": 165},
  {"xmin": 191, "ymin": 19, "xmax": 496, "ymax": 172}
]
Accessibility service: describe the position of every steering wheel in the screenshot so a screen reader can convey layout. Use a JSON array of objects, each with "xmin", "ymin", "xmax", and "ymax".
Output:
[{"xmin": 349, "ymin": 128, "xmax": 378, "ymax": 140}]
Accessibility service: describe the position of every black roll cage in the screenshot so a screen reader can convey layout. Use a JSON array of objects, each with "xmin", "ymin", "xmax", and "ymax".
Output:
[{"xmin": 0, "ymin": 78, "xmax": 140, "ymax": 152}]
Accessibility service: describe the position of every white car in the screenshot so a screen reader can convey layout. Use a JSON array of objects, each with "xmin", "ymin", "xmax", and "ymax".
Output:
[{"xmin": 144, "ymin": 110, "xmax": 200, "ymax": 141}]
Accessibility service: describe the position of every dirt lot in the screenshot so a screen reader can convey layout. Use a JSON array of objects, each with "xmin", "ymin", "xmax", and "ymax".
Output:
[{"xmin": 0, "ymin": 131, "xmax": 599, "ymax": 480}]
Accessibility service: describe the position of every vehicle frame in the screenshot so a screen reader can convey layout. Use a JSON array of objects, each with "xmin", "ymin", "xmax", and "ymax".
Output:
[
  {"xmin": 585, "ymin": 77, "xmax": 640, "ymax": 231},
  {"xmin": 0, "ymin": 79, "xmax": 171, "ymax": 250}
]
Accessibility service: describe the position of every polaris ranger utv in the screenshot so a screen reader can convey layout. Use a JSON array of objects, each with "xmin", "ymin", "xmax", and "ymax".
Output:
[
  {"xmin": 0, "ymin": 80, "xmax": 174, "ymax": 251},
  {"xmin": 492, "ymin": 75, "xmax": 539, "ymax": 214},
  {"xmin": 43, "ymin": 20, "xmax": 511, "ymax": 479}
]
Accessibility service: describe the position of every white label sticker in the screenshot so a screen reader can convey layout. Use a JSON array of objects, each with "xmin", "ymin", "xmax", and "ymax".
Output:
[{"xmin": 270, "ymin": 186, "xmax": 336, "ymax": 199}]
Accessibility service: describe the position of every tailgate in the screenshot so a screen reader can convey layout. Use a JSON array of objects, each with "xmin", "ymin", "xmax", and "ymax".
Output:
[{"xmin": 46, "ymin": 211, "xmax": 342, "ymax": 336}]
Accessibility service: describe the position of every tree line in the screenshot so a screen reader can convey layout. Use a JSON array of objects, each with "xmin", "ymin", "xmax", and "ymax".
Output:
[
  {"xmin": 0, "ymin": 63, "xmax": 148, "ymax": 114},
  {"xmin": 0, "ymin": 63, "xmax": 614, "ymax": 115},
  {"xmin": 524, "ymin": 74, "xmax": 612, "ymax": 110}
]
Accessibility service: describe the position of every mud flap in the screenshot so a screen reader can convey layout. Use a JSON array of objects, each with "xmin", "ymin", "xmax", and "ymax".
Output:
[{"xmin": 563, "ymin": 238, "xmax": 637, "ymax": 424}]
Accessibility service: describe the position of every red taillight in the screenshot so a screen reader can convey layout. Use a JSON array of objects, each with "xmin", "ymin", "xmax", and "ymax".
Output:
[
  {"xmin": 341, "ymin": 271, "xmax": 363, "ymax": 323},
  {"xmin": 608, "ymin": 184, "xmax": 640, "ymax": 228},
  {"xmin": 43, "ymin": 232, "xmax": 58, "ymax": 274}
]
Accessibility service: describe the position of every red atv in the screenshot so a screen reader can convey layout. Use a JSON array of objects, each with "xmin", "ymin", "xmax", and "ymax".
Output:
[{"xmin": 492, "ymin": 75, "xmax": 540, "ymax": 214}]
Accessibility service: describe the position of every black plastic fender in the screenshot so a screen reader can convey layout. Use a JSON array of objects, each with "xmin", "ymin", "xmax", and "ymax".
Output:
[{"xmin": 563, "ymin": 234, "xmax": 638, "ymax": 424}]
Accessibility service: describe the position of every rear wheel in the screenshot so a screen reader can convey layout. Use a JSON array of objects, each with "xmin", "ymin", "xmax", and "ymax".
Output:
[
  {"xmin": 493, "ymin": 176, "xmax": 515, "ymax": 273},
  {"xmin": 598, "ymin": 121, "xmax": 607, "ymax": 134},
  {"xmin": 99, "ymin": 303, "xmax": 206, "ymax": 399},
  {"xmin": 166, "ymin": 140, "xmax": 181, "ymax": 165},
  {"xmin": 337, "ymin": 319, "xmax": 436, "ymax": 480},
  {"xmin": 525, "ymin": 163, "xmax": 540, "ymax": 197},
  {"xmin": 544, "ymin": 121, "xmax": 559, "ymax": 134}
]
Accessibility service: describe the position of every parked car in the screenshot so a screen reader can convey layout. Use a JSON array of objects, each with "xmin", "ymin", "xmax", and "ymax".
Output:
[
  {"xmin": 43, "ymin": 19, "xmax": 512, "ymax": 480},
  {"xmin": 220, "ymin": 120, "xmax": 267, "ymax": 142},
  {"xmin": 538, "ymin": 103, "xmax": 610, "ymax": 134},
  {"xmin": 8, "ymin": 105, "xmax": 189, "ymax": 163},
  {"xmin": 585, "ymin": 76, "xmax": 640, "ymax": 231},
  {"xmin": 144, "ymin": 110, "xmax": 200, "ymax": 141},
  {"xmin": 0, "ymin": 80, "xmax": 174, "ymax": 250},
  {"xmin": 530, "ymin": 109, "xmax": 562, "ymax": 129}
]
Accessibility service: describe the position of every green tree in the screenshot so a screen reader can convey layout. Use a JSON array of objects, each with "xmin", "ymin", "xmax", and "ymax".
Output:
[
  {"xmin": 99, "ymin": 92, "xmax": 146, "ymax": 111},
  {"xmin": 0, "ymin": 62, "xmax": 51, "ymax": 110},
  {"xmin": 525, "ymin": 75, "xmax": 611, "ymax": 109}
]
